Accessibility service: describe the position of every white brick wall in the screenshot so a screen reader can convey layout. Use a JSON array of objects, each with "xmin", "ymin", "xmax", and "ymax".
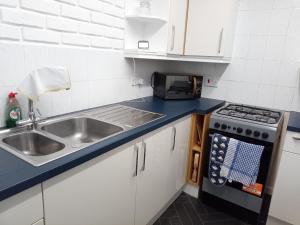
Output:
[
  {"xmin": 2, "ymin": 8, "xmax": 45, "ymax": 28},
  {"xmin": 0, "ymin": 0, "xmax": 124, "ymax": 48},
  {"xmin": 46, "ymin": 16, "xmax": 77, "ymax": 32},
  {"xmin": 0, "ymin": 0, "xmax": 18, "ymax": 7},
  {"xmin": 2, "ymin": 0, "xmax": 299, "ymax": 127},
  {"xmin": 0, "ymin": 24, "xmax": 20, "ymax": 40},
  {"xmin": 21, "ymin": 0, "xmax": 60, "ymax": 15},
  {"xmin": 0, "ymin": 0, "xmax": 161, "ymax": 127}
]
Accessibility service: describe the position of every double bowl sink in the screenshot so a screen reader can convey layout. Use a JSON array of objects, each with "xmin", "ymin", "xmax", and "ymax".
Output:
[{"xmin": 0, "ymin": 105, "xmax": 164, "ymax": 166}]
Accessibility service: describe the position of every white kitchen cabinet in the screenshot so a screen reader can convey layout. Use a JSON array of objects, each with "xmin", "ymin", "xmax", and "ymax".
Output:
[
  {"xmin": 268, "ymin": 151, "xmax": 300, "ymax": 225},
  {"xmin": 185, "ymin": 0, "xmax": 238, "ymax": 58},
  {"xmin": 166, "ymin": 116, "xmax": 191, "ymax": 201},
  {"xmin": 42, "ymin": 117, "xmax": 191, "ymax": 225},
  {"xmin": 43, "ymin": 141, "xmax": 138, "ymax": 225},
  {"xmin": 0, "ymin": 185, "xmax": 43, "ymax": 225},
  {"xmin": 167, "ymin": 0, "xmax": 188, "ymax": 55},
  {"xmin": 282, "ymin": 131, "xmax": 300, "ymax": 155},
  {"xmin": 136, "ymin": 116, "xmax": 191, "ymax": 225},
  {"xmin": 174, "ymin": 116, "xmax": 191, "ymax": 191},
  {"xmin": 135, "ymin": 126, "xmax": 173, "ymax": 225}
]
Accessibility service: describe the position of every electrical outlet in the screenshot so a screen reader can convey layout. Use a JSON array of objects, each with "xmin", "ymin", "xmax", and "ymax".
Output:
[
  {"xmin": 204, "ymin": 77, "xmax": 218, "ymax": 87},
  {"xmin": 131, "ymin": 78, "xmax": 144, "ymax": 86}
]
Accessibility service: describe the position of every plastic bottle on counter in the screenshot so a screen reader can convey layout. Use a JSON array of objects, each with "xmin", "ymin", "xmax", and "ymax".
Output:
[{"xmin": 5, "ymin": 92, "xmax": 22, "ymax": 128}]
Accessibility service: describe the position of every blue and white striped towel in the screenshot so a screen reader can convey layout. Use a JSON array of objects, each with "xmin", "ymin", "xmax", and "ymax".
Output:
[{"xmin": 220, "ymin": 139, "xmax": 264, "ymax": 186}]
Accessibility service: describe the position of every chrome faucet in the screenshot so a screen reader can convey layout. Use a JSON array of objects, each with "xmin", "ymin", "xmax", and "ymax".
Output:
[{"xmin": 17, "ymin": 99, "xmax": 41, "ymax": 130}]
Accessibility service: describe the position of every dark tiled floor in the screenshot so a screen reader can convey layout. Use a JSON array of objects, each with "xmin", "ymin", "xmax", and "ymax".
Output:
[{"xmin": 154, "ymin": 193, "xmax": 249, "ymax": 225}]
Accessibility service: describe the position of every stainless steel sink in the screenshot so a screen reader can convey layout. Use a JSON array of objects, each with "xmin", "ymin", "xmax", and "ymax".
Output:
[
  {"xmin": 41, "ymin": 118, "xmax": 124, "ymax": 144},
  {"xmin": 0, "ymin": 104, "xmax": 164, "ymax": 166},
  {"xmin": 2, "ymin": 132, "xmax": 65, "ymax": 156}
]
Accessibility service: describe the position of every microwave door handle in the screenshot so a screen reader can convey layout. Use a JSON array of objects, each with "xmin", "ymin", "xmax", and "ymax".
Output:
[
  {"xmin": 193, "ymin": 77, "xmax": 197, "ymax": 96},
  {"xmin": 151, "ymin": 73, "xmax": 155, "ymax": 88}
]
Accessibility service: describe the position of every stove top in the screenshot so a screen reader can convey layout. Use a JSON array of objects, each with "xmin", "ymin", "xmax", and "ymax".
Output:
[
  {"xmin": 210, "ymin": 103, "xmax": 284, "ymax": 142},
  {"xmin": 216, "ymin": 104, "xmax": 282, "ymax": 125}
]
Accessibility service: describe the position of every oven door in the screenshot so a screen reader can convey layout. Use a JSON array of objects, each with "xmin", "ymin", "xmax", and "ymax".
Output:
[{"xmin": 201, "ymin": 129, "xmax": 274, "ymax": 213}]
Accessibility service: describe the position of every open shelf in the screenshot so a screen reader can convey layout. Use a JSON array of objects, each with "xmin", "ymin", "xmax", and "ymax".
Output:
[
  {"xmin": 124, "ymin": 49, "xmax": 167, "ymax": 56},
  {"xmin": 187, "ymin": 113, "xmax": 211, "ymax": 187},
  {"xmin": 124, "ymin": 0, "xmax": 170, "ymax": 55},
  {"xmin": 125, "ymin": 15, "xmax": 168, "ymax": 24},
  {"xmin": 124, "ymin": 52, "xmax": 231, "ymax": 64},
  {"xmin": 192, "ymin": 144, "xmax": 201, "ymax": 152}
]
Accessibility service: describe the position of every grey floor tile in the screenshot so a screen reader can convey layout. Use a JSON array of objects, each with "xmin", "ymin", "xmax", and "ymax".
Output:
[{"xmin": 154, "ymin": 193, "xmax": 250, "ymax": 225}]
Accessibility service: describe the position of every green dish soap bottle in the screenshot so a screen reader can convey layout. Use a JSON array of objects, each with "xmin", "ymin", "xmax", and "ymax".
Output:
[{"xmin": 6, "ymin": 92, "xmax": 22, "ymax": 128}]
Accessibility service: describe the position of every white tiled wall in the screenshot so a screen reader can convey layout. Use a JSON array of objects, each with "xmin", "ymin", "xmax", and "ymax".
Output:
[
  {"xmin": 0, "ymin": 0, "xmax": 169, "ymax": 127},
  {"xmin": 169, "ymin": 0, "xmax": 300, "ymax": 111},
  {"xmin": 1, "ymin": 0, "xmax": 300, "ymax": 127}
]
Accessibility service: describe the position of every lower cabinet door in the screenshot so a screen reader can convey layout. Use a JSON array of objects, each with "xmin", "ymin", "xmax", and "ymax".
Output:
[
  {"xmin": 135, "ymin": 127, "xmax": 173, "ymax": 225},
  {"xmin": 43, "ymin": 142, "xmax": 138, "ymax": 225},
  {"xmin": 166, "ymin": 116, "xmax": 191, "ymax": 202},
  {"xmin": 174, "ymin": 116, "xmax": 191, "ymax": 191},
  {"xmin": 269, "ymin": 151, "xmax": 300, "ymax": 224},
  {"xmin": 0, "ymin": 185, "xmax": 43, "ymax": 225}
]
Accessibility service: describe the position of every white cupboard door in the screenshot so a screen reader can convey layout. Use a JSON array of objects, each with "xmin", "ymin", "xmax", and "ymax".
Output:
[
  {"xmin": 174, "ymin": 116, "xmax": 191, "ymax": 191},
  {"xmin": 0, "ymin": 185, "xmax": 43, "ymax": 225},
  {"xmin": 185, "ymin": 0, "xmax": 234, "ymax": 57},
  {"xmin": 43, "ymin": 142, "xmax": 138, "ymax": 225},
  {"xmin": 166, "ymin": 116, "xmax": 191, "ymax": 202},
  {"xmin": 167, "ymin": 0, "xmax": 188, "ymax": 55},
  {"xmin": 269, "ymin": 151, "xmax": 300, "ymax": 224},
  {"xmin": 135, "ymin": 127, "xmax": 173, "ymax": 225}
]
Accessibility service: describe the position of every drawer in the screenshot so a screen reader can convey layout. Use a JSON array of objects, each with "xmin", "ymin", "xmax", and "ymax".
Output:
[{"xmin": 283, "ymin": 131, "xmax": 300, "ymax": 155}]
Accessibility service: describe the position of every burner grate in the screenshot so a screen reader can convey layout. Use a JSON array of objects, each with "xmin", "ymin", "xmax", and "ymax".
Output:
[{"xmin": 216, "ymin": 104, "xmax": 281, "ymax": 124}]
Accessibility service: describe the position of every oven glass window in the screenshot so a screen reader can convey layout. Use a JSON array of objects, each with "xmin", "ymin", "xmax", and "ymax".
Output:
[{"xmin": 204, "ymin": 130, "xmax": 273, "ymax": 198}]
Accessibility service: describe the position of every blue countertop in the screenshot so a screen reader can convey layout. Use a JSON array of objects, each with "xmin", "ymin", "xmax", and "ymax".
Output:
[
  {"xmin": 287, "ymin": 111, "xmax": 300, "ymax": 133},
  {"xmin": 0, "ymin": 96, "xmax": 225, "ymax": 201}
]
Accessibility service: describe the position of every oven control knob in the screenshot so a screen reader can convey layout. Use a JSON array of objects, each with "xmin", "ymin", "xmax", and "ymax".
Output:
[
  {"xmin": 254, "ymin": 131, "xmax": 261, "ymax": 137},
  {"xmin": 221, "ymin": 124, "xmax": 227, "ymax": 130},
  {"xmin": 237, "ymin": 127, "xmax": 243, "ymax": 133},
  {"xmin": 214, "ymin": 122, "xmax": 220, "ymax": 128},
  {"xmin": 246, "ymin": 129, "xmax": 252, "ymax": 135},
  {"xmin": 262, "ymin": 133, "xmax": 269, "ymax": 139}
]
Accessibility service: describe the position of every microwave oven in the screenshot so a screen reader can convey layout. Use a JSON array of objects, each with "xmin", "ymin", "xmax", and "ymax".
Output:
[{"xmin": 151, "ymin": 72, "xmax": 203, "ymax": 100}]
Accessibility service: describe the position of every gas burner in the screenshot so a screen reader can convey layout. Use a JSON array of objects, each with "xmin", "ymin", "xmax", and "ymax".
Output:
[{"xmin": 216, "ymin": 104, "xmax": 282, "ymax": 125}]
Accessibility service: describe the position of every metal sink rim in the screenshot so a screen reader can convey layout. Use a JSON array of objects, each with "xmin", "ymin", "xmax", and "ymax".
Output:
[{"xmin": 0, "ymin": 104, "xmax": 164, "ymax": 167}]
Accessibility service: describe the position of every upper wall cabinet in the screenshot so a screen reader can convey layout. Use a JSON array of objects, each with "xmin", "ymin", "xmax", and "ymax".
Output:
[
  {"xmin": 167, "ymin": 0, "xmax": 188, "ymax": 55},
  {"xmin": 124, "ymin": 0, "xmax": 170, "ymax": 55},
  {"xmin": 124, "ymin": 0, "xmax": 238, "ymax": 63},
  {"xmin": 184, "ymin": 0, "xmax": 239, "ymax": 58}
]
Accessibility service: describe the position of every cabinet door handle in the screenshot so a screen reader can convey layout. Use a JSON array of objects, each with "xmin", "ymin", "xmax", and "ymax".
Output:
[
  {"xmin": 141, "ymin": 141, "xmax": 147, "ymax": 172},
  {"xmin": 292, "ymin": 136, "xmax": 300, "ymax": 141},
  {"xmin": 133, "ymin": 145, "xmax": 139, "ymax": 177},
  {"xmin": 171, "ymin": 25, "xmax": 175, "ymax": 51},
  {"xmin": 172, "ymin": 127, "xmax": 177, "ymax": 151},
  {"xmin": 218, "ymin": 28, "xmax": 224, "ymax": 55}
]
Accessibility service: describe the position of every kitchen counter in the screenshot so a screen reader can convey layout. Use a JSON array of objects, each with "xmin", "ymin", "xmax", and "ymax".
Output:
[
  {"xmin": 0, "ymin": 96, "xmax": 225, "ymax": 201},
  {"xmin": 287, "ymin": 111, "xmax": 300, "ymax": 133}
]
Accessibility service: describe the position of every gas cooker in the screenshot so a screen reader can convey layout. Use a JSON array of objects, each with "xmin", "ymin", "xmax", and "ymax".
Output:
[{"xmin": 210, "ymin": 103, "xmax": 284, "ymax": 143}]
